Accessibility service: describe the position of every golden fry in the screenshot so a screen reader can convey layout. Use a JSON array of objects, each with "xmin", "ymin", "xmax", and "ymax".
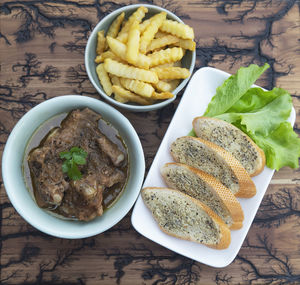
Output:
[
  {"xmin": 148, "ymin": 47, "xmax": 183, "ymax": 67},
  {"xmin": 94, "ymin": 6, "xmax": 195, "ymax": 106},
  {"xmin": 151, "ymin": 91, "xmax": 174, "ymax": 100},
  {"xmin": 107, "ymin": 12, "xmax": 125, "ymax": 38},
  {"xmin": 96, "ymin": 64, "xmax": 113, "ymax": 96},
  {"xmin": 153, "ymin": 80, "xmax": 173, "ymax": 92},
  {"xmin": 104, "ymin": 58, "xmax": 158, "ymax": 83},
  {"xmin": 146, "ymin": 34, "xmax": 179, "ymax": 53},
  {"xmin": 155, "ymin": 62, "xmax": 176, "ymax": 68},
  {"xmin": 114, "ymin": 94, "xmax": 129, "ymax": 103},
  {"xmin": 160, "ymin": 19, "xmax": 194, "ymax": 40},
  {"xmin": 94, "ymin": 50, "xmax": 125, "ymax": 63},
  {"xmin": 139, "ymin": 12, "xmax": 167, "ymax": 54},
  {"xmin": 117, "ymin": 6, "xmax": 148, "ymax": 42},
  {"xmin": 175, "ymin": 38, "xmax": 196, "ymax": 51},
  {"xmin": 166, "ymin": 79, "xmax": 180, "ymax": 90},
  {"xmin": 126, "ymin": 20, "xmax": 140, "ymax": 64},
  {"xmin": 110, "ymin": 75, "xmax": 122, "ymax": 87},
  {"xmin": 95, "ymin": 55, "xmax": 102, "ymax": 64},
  {"xmin": 106, "ymin": 36, "xmax": 150, "ymax": 69},
  {"xmin": 96, "ymin": 30, "xmax": 106, "ymax": 55},
  {"xmin": 151, "ymin": 66, "xmax": 190, "ymax": 80},
  {"xmin": 112, "ymin": 85, "xmax": 154, "ymax": 105},
  {"xmin": 173, "ymin": 61, "xmax": 182, "ymax": 67},
  {"xmin": 139, "ymin": 18, "xmax": 151, "ymax": 33},
  {"xmin": 120, "ymin": 78, "xmax": 154, "ymax": 98},
  {"xmin": 154, "ymin": 31, "xmax": 168, "ymax": 38}
]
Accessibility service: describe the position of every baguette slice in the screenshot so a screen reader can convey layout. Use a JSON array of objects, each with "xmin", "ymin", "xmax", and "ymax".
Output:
[
  {"xmin": 142, "ymin": 187, "xmax": 231, "ymax": 249},
  {"xmin": 170, "ymin": 136, "xmax": 256, "ymax": 198},
  {"xmin": 161, "ymin": 163, "xmax": 244, "ymax": 230},
  {"xmin": 193, "ymin": 117, "xmax": 265, "ymax": 176}
]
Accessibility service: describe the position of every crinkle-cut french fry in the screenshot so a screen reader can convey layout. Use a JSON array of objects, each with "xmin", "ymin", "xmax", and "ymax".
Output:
[
  {"xmin": 148, "ymin": 47, "xmax": 183, "ymax": 67},
  {"xmin": 95, "ymin": 55, "xmax": 102, "ymax": 64},
  {"xmin": 110, "ymin": 75, "xmax": 122, "ymax": 87},
  {"xmin": 151, "ymin": 66, "xmax": 190, "ymax": 80},
  {"xmin": 154, "ymin": 31, "xmax": 168, "ymax": 38},
  {"xmin": 117, "ymin": 32, "xmax": 128, "ymax": 43},
  {"xmin": 151, "ymin": 91, "xmax": 174, "ymax": 100},
  {"xmin": 120, "ymin": 78, "xmax": 154, "ymax": 98},
  {"xmin": 106, "ymin": 36, "xmax": 150, "ymax": 69},
  {"xmin": 95, "ymin": 50, "xmax": 125, "ymax": 63},
  {"xmin": 114, "ymin": 93, "xmax": 129, "ymax": 103},
  {"xmin": 112, "ymin": 85, "xmax": 154, "ymax": 105},
  {"xmin": 165, "ymin": 79, "xmax": 180, "ymax": 90},
  {"xmin": 96, "ymin": 64, "xmax": 113, "ymax": 96},
  {"xmin": 96, "ymin": 30, "xmax": 106, "ymax": 55},
  {"xmin": 107, "ymin": 12, "xmax": 125, "ymax": 38},
  {"xmin": 146, "ymin": 34, "xmax": 179, "ymax": 53},
  {"xmin": 139, "ymin": 18, "xmax": 151, "ymax": 33},
  {"xmin": 117, "ymin": 6, "xmax": 148, "ymax": 42},
  {"xmin": 153, "ymin": 80, "xmax": 173, "ymax": 92},
  {"xmin": 160, "ymin": 19, "xmax": 194, "ymax": 40},
  {"xmin": 139, "ymin": 12, "xmax": 167, "ymax": 54},
  {"xmin": 104, "ymin": 58, "xmax": 158, "ymax": 83},
  {"xmin": 173, "ymin": 60, "xmax": 182, "ymax": 67},
  {"xmin": 174, "ymin": 38, "xmax": 196, "ymax": 51},
  {"xmin": 126, "ymin": 20, "xmax": 140, "ymax": 64},
  {"xmin": 155, "ymin": 62, "xmax": 175, "ymax": 68}
]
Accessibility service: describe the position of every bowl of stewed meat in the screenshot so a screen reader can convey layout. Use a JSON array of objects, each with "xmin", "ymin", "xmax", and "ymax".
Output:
[{"xmin": 2, "ymin": 95, "xmax": 145, "ymax": 238}]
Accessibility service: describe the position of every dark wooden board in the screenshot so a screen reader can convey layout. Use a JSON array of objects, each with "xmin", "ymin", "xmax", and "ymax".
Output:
[{"xmin": 1, "ymin": 1, "xmax": 300, "ymax": 284}]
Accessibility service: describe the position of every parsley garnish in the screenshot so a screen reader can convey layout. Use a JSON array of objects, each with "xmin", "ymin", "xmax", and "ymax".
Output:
[{"xmin": 59, "ymin": 147, "xmax": 87, "ymax": 181}]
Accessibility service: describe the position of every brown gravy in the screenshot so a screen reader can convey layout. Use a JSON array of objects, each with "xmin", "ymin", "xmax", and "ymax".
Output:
[{"xmin": 23, "ymin": 109, "xmax": 129, "ymax": 220}]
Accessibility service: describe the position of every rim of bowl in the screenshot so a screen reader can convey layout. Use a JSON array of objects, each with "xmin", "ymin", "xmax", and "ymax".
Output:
[
  {"xmin": 85, "ymin": 4, "xmax": 196, "ymax": 112},
  {"xmin": 2, "ymin": 95, "xmax": 145, "ymax": 239}
]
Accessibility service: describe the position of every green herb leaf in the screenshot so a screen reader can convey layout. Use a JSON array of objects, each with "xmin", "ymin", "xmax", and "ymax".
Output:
[
  {"xmin": 62, "ymin": 161, "xmax": 70, "ymax": 173},
  {"xmin": 59, "ymin": 147, "xmax": 87, "ymax": 180},
  {"xmin": 59, "ymin": 151, "xmax": 72, "ymax": 160},
  {"xmin": 73, "ymin": 153, "xmax": 87, "ymax": 165},
  {"xmin": 68, "ymin": 163, "xmax": 82, "ymax": 181}
]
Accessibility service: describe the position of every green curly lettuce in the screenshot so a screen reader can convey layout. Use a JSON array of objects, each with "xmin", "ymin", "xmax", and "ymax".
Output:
[{"xmin": 200, "ymin": 64, "xmax": 300, "ymax": 170}]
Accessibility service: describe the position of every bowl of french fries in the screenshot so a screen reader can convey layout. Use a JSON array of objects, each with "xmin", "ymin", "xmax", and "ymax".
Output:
[{"xmin": 85, "ymin": 4, "xmax": 196, "ymax": 111}]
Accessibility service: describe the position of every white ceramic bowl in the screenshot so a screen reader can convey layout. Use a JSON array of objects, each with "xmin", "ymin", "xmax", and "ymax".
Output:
[
  {"xmin": 85, "ymin": 4, "xmax": 196, "ymax": 112},
  {"xmin": 2, "ymin": 95, "xmax": 145, "ymax": 239}
]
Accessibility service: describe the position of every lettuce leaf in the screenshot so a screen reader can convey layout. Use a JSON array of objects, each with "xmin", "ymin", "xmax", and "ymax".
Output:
[
  {"xmin": 216, "ymin": 92, "xmax": 292, "ymax": 137},
  {"xmin": 227, "ymin": 87, "xmax": 287, "ymax": 113},
  {"xmin": 188, "ymin": 129, "xmax": 196, "ymax": 137},
  {"xmin": 204, "ymin": 63, "xmax": 270, "ymax": 117},
  {"xmin": 252, "ymin": 122, "xmax": 300, "ymax": 170},
  {"xmin": 201, "ymin": 64, "xmax": 300, "ymax": 170}
]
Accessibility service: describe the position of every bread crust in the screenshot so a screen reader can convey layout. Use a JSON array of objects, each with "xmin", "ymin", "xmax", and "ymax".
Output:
[
  {"xmin": 171, "ymin": 136, "xmax": 256, "ymax": 198},
  {"xmin": 142, "ymin": 187, "xmax": 231, "ymax": 249},
  {"xmin": 193, "ymin": 116, "xmax": 266, "ymax": 177},
  {"xmin": 162, "ymin": 162, "xmax": 244, "ymax": 230}
]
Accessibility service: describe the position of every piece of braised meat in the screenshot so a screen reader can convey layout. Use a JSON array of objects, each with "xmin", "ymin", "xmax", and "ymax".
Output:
[
  {"xmin": 28, "ymin": 147, "xmax": 68, "ymax": 208},
  {"xmin": 28, "ymin": 108, "xmax": 127, "ymax": 221}
]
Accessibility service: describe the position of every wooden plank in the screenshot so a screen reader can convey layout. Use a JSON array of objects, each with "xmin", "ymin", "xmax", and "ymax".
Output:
[{"xmin": 1, "ymin": 0, "xmax": 299, "ymax": 284}]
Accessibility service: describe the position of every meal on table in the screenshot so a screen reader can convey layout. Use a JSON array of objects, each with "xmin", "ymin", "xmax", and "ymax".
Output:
[
  {"xmin": 94, "ymin": 6, "xmax": 196, "ymax": 105},
  {"xmin": 26, "ymin": 108, "xmax": 128, "ymax": 221},
  {"xmin": 142, "ymin": 63, "xmax": 300, "ymax": 249}
]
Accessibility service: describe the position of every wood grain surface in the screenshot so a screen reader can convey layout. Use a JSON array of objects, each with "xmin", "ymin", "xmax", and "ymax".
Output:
[{"xmin": 1, "ymin": 0, "xmax": 300, "ymax": 284}]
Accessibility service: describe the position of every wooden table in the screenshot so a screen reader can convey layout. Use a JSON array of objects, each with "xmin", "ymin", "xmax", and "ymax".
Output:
[{"xmin": 1, "ymin": 1, "xmax": 299, "ymax": 284}]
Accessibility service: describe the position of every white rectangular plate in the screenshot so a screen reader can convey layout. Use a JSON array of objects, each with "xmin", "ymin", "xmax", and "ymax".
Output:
[{"xmin": 131, "ymin": 67, "xmax": 296, "ymax": 268}]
